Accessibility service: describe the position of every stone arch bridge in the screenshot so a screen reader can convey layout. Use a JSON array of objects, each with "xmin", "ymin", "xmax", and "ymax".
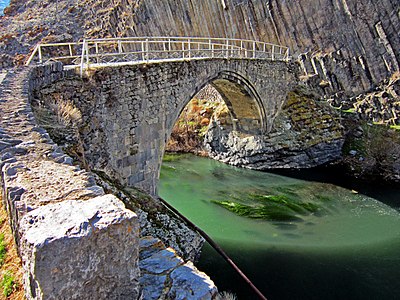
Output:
[
  {"xmin": 43, "ymin": 59, "xmax": 296, "ymax": 195},
  {"xmin": 30, "ymin": 37, "xmax": 296, "ymax": 195}
]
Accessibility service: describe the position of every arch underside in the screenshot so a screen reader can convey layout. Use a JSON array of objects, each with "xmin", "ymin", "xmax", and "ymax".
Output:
[{"xmin": 210, "ymin": 74, "xmax": 265, "ymax": 135}]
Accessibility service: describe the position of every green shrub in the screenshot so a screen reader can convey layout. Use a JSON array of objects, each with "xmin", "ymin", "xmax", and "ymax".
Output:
[
  {"xmin": 0, "ymin": 234, "xmax": 6, "ymax": 266},
  {"xmin": 1, "ymin": 271, "xmax": 16, "ymax": 297}
]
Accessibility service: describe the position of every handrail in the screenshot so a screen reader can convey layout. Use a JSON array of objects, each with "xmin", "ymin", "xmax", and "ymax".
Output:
[{"xmin": 25, "ymin": 36, "xmax": 290, "ymax": 72}]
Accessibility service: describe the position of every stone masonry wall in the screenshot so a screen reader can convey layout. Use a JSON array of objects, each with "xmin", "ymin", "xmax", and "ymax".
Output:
[
  {"xmin": 0, "ymin": 64, "xmax": 141, "ymax": 299},
  {"xmin": 38, "ymin": 59, "xmax": 296, "ymax": 196}
]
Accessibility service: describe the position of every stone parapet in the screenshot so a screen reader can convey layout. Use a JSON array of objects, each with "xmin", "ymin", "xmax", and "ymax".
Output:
[{"xmin": 0, "ymin": 64, "xmax": 141, "ymax": 299}]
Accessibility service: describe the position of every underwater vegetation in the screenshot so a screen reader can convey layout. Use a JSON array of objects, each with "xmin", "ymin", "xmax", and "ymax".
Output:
[{"xmin": 212, "ymin": 190, "xmax": 330, "ymax": 222}]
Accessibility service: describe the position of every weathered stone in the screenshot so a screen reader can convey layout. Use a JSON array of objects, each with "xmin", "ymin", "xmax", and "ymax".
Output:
[
  {"xmin": 140, "ymin": 273, "xmax": 167, "ymax": 300},
  {"xmin": 139, "ymin": 237, "xmax": 218, "ymax": 300},
  {"xmin": 204, "ymin": 89, "xmax": 344, "ymax": 169},
  {"xmin": 19, "ymin": 195, "xmax": 140, "ymax": 300},
  {"xmin": 140, "ymin": 248, "xmax": 183, "ymax": 274},
  {"xmin": 168, "ymin": 262, "xmax": 218, "ymax": 300},
  {"xmin": 37, "ymin": 59, "xmax": 297, "ymax": 196}
]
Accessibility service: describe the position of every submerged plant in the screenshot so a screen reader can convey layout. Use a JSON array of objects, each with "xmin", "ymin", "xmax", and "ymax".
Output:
[{"xmin": 212, "ymin": 192, "xmax": 327, "ymax": 222}]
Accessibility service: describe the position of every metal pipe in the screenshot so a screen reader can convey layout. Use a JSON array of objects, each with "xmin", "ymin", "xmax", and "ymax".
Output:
[{"xmin": 157, "ymin": 196, "xmax": 268, "ymax": 300}]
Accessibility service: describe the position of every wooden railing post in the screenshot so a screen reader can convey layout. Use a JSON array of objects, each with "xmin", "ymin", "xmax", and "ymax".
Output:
[
  {"xmin": 118, "ymin": 40, "xmax": 122, "ymax": 53},
  {"xmin": 85, "ymin": 41, "xmax": 90, "ymax": 69}
]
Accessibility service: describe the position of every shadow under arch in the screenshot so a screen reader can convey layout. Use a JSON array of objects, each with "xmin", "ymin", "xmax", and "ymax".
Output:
[{"xmin": 176, "ymin": 70, "xmax": 267, "ymax": 137}]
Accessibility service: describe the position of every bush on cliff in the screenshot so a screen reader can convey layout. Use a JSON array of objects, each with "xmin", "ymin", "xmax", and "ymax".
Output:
[{"xmin": 342, "ymin": 122, "xmax": 400, "ymax": 182}]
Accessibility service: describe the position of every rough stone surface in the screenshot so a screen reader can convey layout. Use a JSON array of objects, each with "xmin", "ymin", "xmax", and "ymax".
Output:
[
  {"xmin": 20, "ymin": 195, "xmax": 140, "ymax": 300},
  {"xmin": 2, "ymin": 0, "xmax": 398, "ymax": 99},
  {"xmin": 139, "ymin": 236, "xmax": 218, "ymax": 300},
  {"xmin": 205, "ymin": 89, "xmax": 345, "ymax": 169},
  {"xmin": 37, "ymin": 59, "xmax": 297, "ymax": 195},
  {"xmin": 0, "ymin": 65, "xmax": 141, "ymax": 299},
  {"xmin": 91, "ymin": 172, "xmax": 205, "ymax": 262}
]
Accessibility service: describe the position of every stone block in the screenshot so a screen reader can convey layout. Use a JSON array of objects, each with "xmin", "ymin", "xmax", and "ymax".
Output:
[{"xmin": 19, "ymin": 195, "xmax": 140, "ymax": 300}]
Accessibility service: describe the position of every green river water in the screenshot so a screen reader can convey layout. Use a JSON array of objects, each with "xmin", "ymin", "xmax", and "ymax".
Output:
[{"xmin": 159, "ymin": 153, "xmax": 400, "ymax": 300}]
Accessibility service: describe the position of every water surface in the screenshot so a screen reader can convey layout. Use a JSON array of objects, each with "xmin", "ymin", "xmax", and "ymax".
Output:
[{"xmin": 159, "ymin": 154, "xmax": 400, "ymax": 299}]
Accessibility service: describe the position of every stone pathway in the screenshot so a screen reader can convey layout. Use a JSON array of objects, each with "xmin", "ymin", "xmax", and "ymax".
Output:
[{"xmin": 140, "ymin": 236, "xmax": 218, "ymax": 300}]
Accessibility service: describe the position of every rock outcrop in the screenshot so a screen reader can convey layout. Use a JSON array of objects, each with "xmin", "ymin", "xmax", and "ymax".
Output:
[
  {"xmin": 3, "ymin": 0, "xmax": 398, "ymax": 98},
  {"xmin": 20, "ymin": 195, "xmax": 139, "ymax": 300},
  {"xmin": 0, "ymin": 65, "xmax": 141, "ymax": 299},
  {"xmin": 205, "ymin": 88, "xmax": 344, "ymax": 169},
  {"xmin": 0, "ymin": 62, "xmax": 217, "ymax": 300},
  {"xmin": 139, "ymin": 236, "xmax": 217, "ymax": 300}
]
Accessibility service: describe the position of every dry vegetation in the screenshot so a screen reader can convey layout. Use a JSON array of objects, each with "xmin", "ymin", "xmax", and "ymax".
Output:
[
  {"xmin": 166, "ymin": 85, "xmax": 226, "ymax": 154},
  {"xmin": 0, "ymin": 195, "xmax": 24, "ymax": 300}
]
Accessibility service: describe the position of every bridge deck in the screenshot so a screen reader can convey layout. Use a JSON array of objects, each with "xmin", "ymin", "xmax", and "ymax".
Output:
[{"xmin": 25, "ymin": 36, "xmax": 290, "ymax": 74}]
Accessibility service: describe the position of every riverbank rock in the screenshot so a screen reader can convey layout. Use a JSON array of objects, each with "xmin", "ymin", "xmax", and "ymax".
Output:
[
  {"xmin": 139, "ymin": 236, "xmax": 218, "ymax": 300},
  {"xmin": 19, "ymin": 195, "xmax": 140, "ymax": 299},
  {"xmin": 205, "ymin": 87, "xmax": 344, "ymax": 169},
  {"xmin": 341, "ymin": 120, "xmax": 400, "ymax": 183}
]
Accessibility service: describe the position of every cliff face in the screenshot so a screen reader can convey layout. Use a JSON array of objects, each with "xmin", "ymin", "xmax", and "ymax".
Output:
[
  {"xmin": 115, "ymin": 0, "xmax": 399, "ymax": 95},
  {"xmin": 2, "ymin": 0, "xmax": 398, "ymax": 96}
]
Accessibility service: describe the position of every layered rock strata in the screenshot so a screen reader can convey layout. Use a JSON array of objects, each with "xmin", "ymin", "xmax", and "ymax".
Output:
[{"xmin": 2, "ymin": 0, "xmax": 398, "ymax": 99}]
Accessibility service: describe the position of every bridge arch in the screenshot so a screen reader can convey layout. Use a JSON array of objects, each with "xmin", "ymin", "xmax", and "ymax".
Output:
[
  {"xmin": 170, "ymin": 71, "xmax": 267, "ymax": 141},
  {"xmin": 46, "ymin": 59, "xmax": 295, "ymax": 195}
]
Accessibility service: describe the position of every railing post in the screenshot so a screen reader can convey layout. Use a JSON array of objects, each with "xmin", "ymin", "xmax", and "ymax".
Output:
[
  {"xmin": 38, "ymin": 45, "xmax": 42, "ymax": 63},
  {"xmin": 85, "ymin": 41, "xmax": 90, "ymax": 69},
  {"xmin": 253, "ymin": 41, "xmax": 256, "ymax": 58},
  {"xmin": 141, "ymin": 41, "xmax": 145, "ymax": 61},
  {"xmin": 226, "ymin": 39, "xmax": 229, "ymax": 58},
  {"xmin": 271, "ymin": 45, "xmax": 275, "ymax": 61},
  {"xmin": 182, "ymin": 41, "xmax": 185, "ymax": 59},
  {"xmin": 211, "ymin": 43, "xmax": 214, "ymax": 58},
  {"xmin": 146, "ymin": 38, "xmax": 149, "ymax": 62},
  {"xmin": 188, "ymin": 38, "xmax": 191, "ymax": 59},
  {"xmin": 95, "ymin": 42, "xmax": 99, "ymax": 63},
  {"xmin": 118, "ymin": 40, "xmax": 122, "ymax": 53},
  {"xmin": 80, "ymin": 39, "xmax": 86, "ymax": 77}
]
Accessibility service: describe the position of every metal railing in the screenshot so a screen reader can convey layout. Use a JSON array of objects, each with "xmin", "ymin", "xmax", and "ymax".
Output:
[{"xmin": 25, "ymin": 36, "xmax": 290, "ymax": 74}]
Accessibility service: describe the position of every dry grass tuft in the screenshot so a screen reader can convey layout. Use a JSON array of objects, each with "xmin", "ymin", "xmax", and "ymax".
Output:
[
  {"xmin": 0, "ymin": 195, "xmax": 24, "ymax": 300},
  {"xmin": 47, "ymin": 99, "xmax": 82, "ymax": 127},
  {"xmin": 216, "ymin": 291, "xmax": 238, "ymax": 300}
]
